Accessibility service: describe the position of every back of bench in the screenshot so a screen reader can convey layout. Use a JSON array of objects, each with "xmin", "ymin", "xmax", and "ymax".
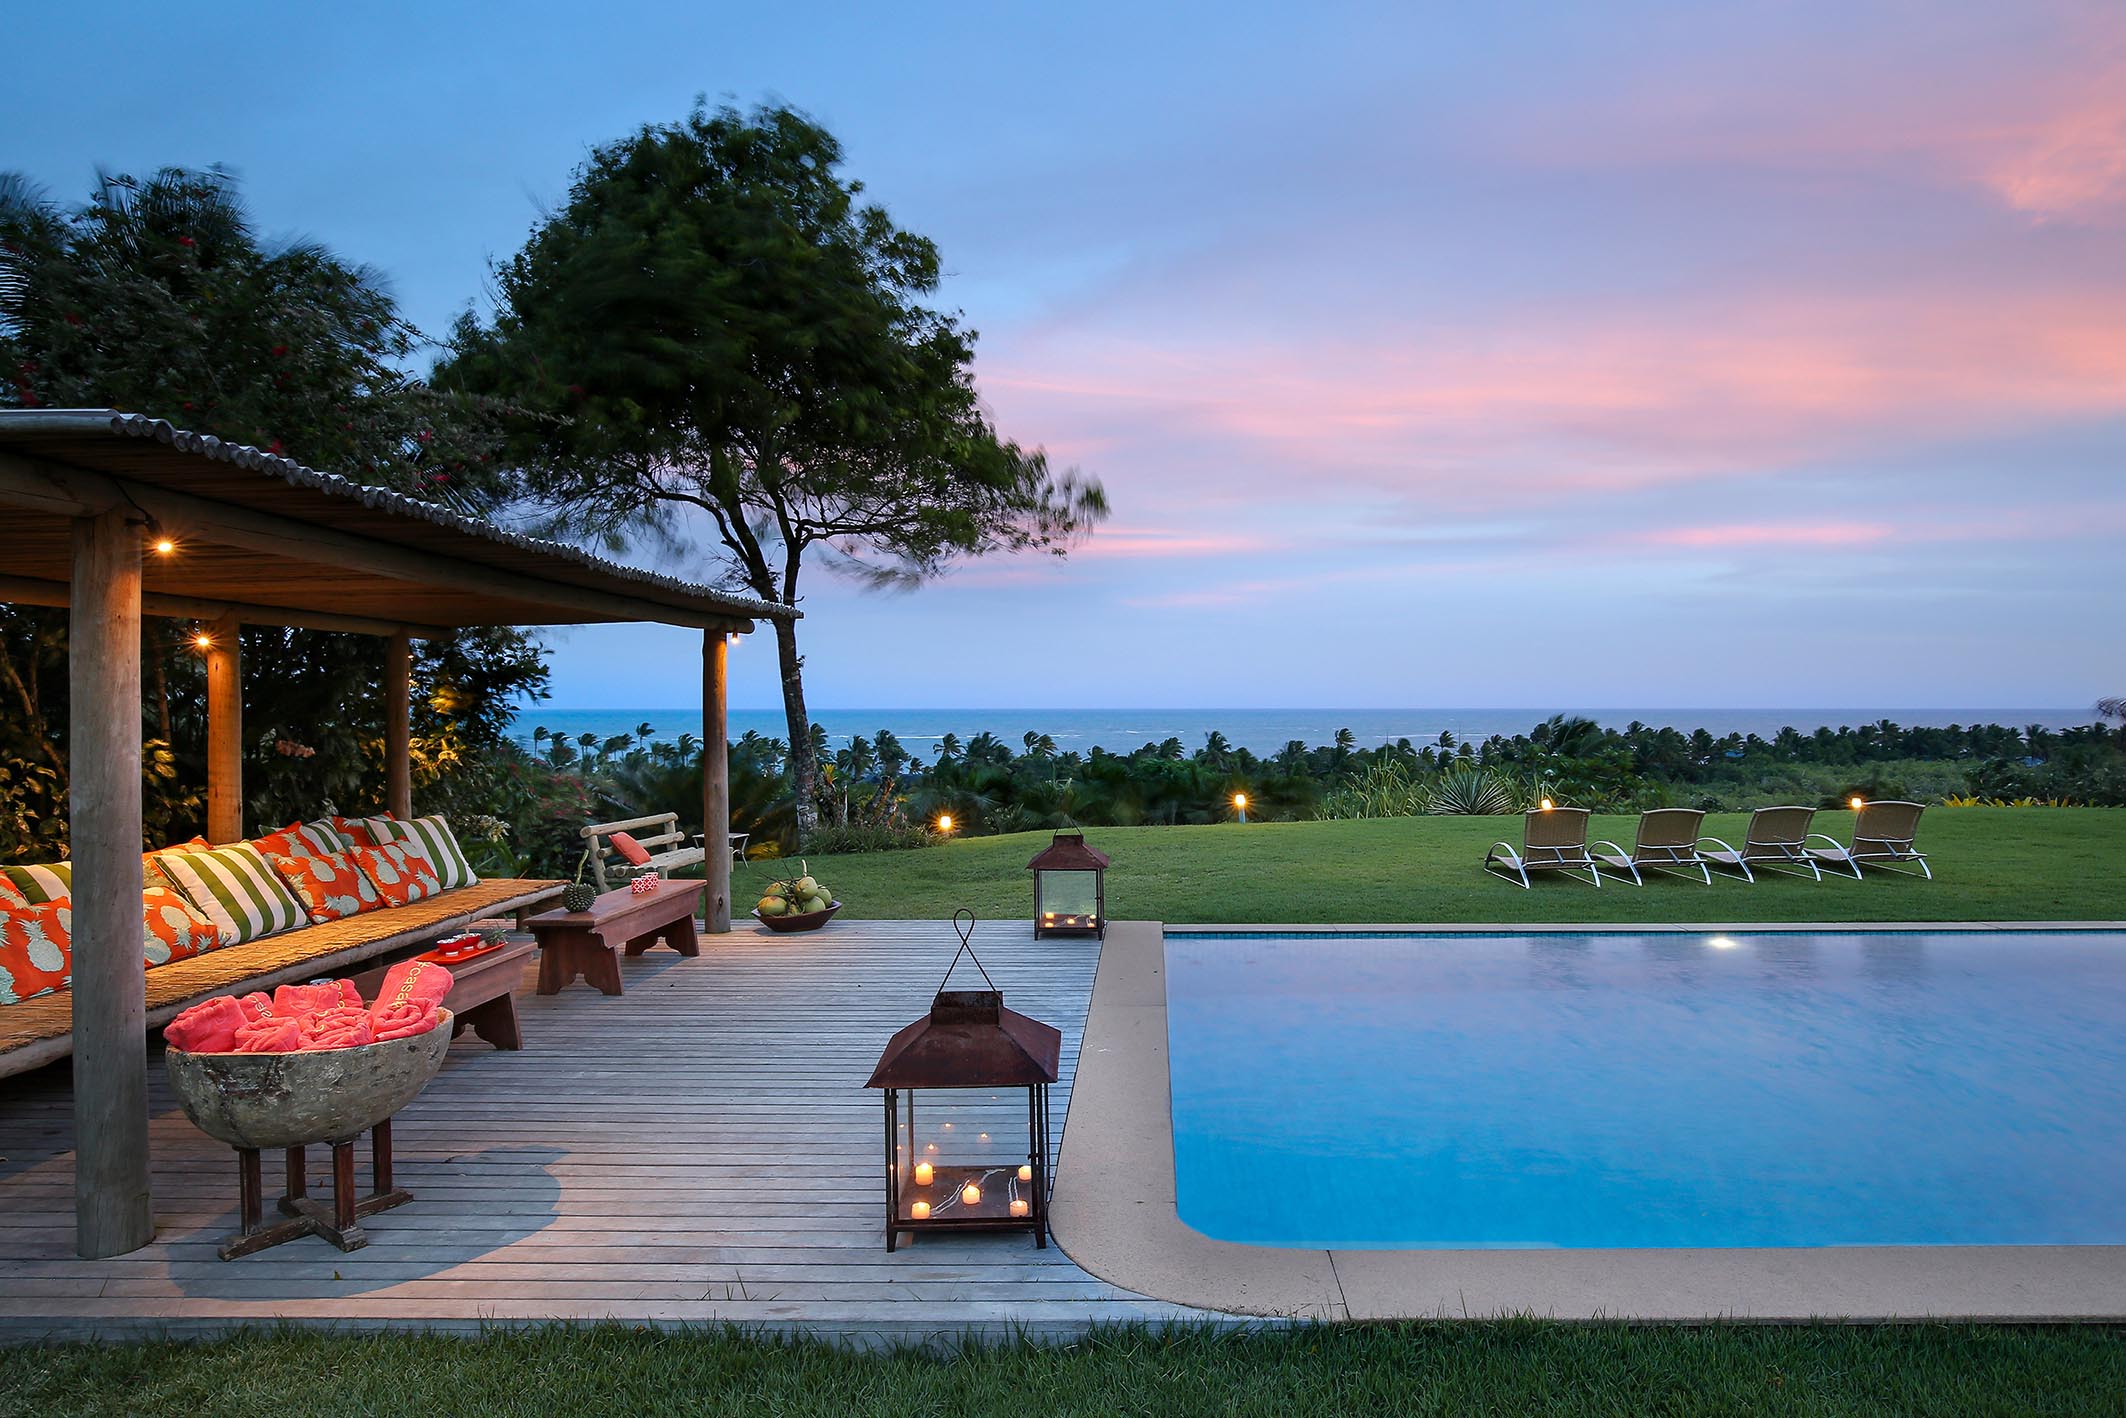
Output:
[{"xmin": 581, "ymin": 812, "xmax": 695, "ymax": 888}]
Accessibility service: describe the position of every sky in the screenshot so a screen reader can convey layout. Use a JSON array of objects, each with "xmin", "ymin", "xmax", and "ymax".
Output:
[{"xmin": 7, "ymin": 1, "xmax": 2124, "ymax": 711}]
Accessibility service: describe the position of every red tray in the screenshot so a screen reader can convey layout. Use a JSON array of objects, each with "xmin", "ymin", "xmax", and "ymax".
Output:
[{"xmin": 419, "ymin": 936, "xmax": 503, "ymax": 965}]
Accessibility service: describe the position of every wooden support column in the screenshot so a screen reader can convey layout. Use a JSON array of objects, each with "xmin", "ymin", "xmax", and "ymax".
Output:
[
  {"xmin": 204, "ymin": 616, "xmax": 243, "ymax": 844},
  {"xmin": 703, "ymin": 630, "xmax": 731, "ymax": 933},
  {"xmin": 70, "ymin": 508, "xmax": 154, "ymax": 1258},
  {"xmin": 385, "ymin": 631, "xmax": 412, "ymax": 820}
]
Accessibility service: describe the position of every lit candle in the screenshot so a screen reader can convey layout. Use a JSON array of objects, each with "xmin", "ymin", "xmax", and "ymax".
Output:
[
  {"xmin": 961, "ymin": 1182, "xmax": 982, "ymax": 1206},
  {"xmin": 978, "ymin": 1132, "xmax": 990, "ymax": 1143},
  {"xmin": 914, "ymin": 1161, "xmax": 933, "ymax": 1186},
  {"xmin": 1009, "ymin": 1198, "xmax": 1030, "ymax": 1217},
  {"xmin": 924, "ymin": 1142, "xmax": 937, "ymax": 1153},
  {"xmin": 911, "ymin": 1200, "xmax": 931, "ymax": 1220},
  {"xmin": 941, "ymin": 1122, "xmax": 953, "ymax": 1131},
  {"xmin": 1018, "ymin": 1164, "xmax": 1033, "ymax": 1182}
]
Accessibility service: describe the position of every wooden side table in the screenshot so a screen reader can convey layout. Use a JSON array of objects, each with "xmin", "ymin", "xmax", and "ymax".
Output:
[{"xmin": 528, "ymin": 879, "xmax": 703, "ymax": 996}]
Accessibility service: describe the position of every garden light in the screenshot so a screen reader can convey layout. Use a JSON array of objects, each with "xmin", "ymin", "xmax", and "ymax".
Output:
[
  {"xmin": 937, "ymin": 814, "xmax": 955, "ymax": 833},
  {"xmin": 1540, "ymin": 797, "xmax": 1555, "ymax": 811},
  {"xmin": 1850, "ymin": 796, "xmax": 1865, "ymax": 811}
]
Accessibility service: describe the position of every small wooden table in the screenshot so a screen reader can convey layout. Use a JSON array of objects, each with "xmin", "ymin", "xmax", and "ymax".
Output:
[
  {"xmin": 528, "ymin": 879, "xmax": 703, "ymax": 996},
  {"xmin": 352, "ymin": 938, "xmax": 533, "ymax": 1051}
]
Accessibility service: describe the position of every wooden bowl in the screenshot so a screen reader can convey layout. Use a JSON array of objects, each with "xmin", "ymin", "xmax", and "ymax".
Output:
[
  {"xmin": 164, "ymin": 1011, "xmax": 453, "ymax": 1149},
  {"xmin": 752, "ymin": 900, "xmax": 841, "ymax": 933}
]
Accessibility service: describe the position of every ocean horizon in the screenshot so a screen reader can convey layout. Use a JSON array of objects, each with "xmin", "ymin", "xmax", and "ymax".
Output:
[{"xmin": 508, "ymin": 706, "xmax": 2096, "ymax": 760}]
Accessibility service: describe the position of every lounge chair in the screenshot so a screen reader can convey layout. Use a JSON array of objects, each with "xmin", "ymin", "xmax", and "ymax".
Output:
[
  {"xmin": 1699, "ymin": 806, "xmax": 1820, "ymax": 882},
  {"xmin": 1485, "ymin": 806, "xmax": 1601, "ymax": 888},
  {"xmin": 1591, "ymin": 808, "xmax": 1710, "ymax": 885},
  {"xmin": 1807, "ymin": 800, "xmax": 1932, "ymax": 879}
]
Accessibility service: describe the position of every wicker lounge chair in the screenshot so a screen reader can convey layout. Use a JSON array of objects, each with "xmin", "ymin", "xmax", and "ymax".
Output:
[
  {"xmin": 1591, "ymin": 808, "xmax": 1710, "ymax": 885},
  {"xmin": 1807, "ymin": 800, "xmax": 1932, "ymax": 879},
  {"xmin": 1485, "ymin": 806, "xmax": 1601, "ymax": 888},
  {"xmin": 1699, "ymin": 805, "xmax": 1820, "ymax": 882}
]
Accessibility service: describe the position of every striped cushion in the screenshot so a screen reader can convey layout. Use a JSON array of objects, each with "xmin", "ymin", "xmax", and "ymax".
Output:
[
  {"xmin": 2, "ymin": 863, "xmax": 72, "ymax": 904},
  {"xmin": 401, "ymin": 815, "xmax": 478, "ymax": 890},
  {"xmin": 154, "ymin": 842, "xmax": 307, "ymax": 944},
  {"xmin": 252, "ymin": 820, "xmax": 350, "ymax": 859}
]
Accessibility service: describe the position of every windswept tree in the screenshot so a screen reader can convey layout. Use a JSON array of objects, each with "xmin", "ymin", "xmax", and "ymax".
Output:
[{"xmin": 441, "ymin": 103, "xmax": 1107, "ymax": 840}]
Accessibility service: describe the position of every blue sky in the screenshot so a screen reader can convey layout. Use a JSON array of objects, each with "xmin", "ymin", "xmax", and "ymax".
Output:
[{"xmin": 8, "ymin": 1, "xmax": 2123, "ymax": 710}]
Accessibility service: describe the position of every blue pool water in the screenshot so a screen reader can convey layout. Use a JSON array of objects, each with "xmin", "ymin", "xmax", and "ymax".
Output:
[{"xmin": 1165, "ymin": 931, "xmax": 2126, "ymax": 1249}]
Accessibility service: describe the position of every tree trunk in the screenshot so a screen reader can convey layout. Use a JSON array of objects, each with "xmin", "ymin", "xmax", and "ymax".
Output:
[{"xmin": 774, "ymin": 617, "xmax": 819, "ymax": 843}]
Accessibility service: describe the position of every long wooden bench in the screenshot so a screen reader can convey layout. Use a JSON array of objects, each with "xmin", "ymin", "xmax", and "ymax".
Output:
[{"xmin": 0, "ymin": 877, "xmax": 563, "ymax": 1080}]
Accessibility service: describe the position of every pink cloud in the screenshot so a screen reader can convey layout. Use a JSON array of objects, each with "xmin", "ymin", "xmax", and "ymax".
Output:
[{"xmin": 1643, "ymin": 522, "xmax": 1894, "ymax": 550}]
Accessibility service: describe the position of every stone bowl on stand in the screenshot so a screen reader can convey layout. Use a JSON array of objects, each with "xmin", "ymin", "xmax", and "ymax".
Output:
[{"xmin": 165, "ymin": 1011, "xmax": 454, "ymax": 1149}]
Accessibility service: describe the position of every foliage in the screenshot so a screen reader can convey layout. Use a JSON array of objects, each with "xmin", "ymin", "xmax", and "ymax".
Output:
[
  {"xmin": 438, "ymin": 103, "xmax": 1107, "ymax": 842},
  {"xmin": 0, "ymin": 166, "xmax": 547, "ymax": 857},
  {"xmin": 802, "ymin": 822, "xmax": 936, "ymax": 855},
  {"xmin": 1424, "ymin": 766, "xmax": 1519, "ymax": 816}
]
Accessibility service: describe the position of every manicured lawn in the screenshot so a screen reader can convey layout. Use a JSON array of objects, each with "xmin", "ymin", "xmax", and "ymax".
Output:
[
  {"xmin": 758, "ymin": 807, "xmax": 2126, "ymax": 926},
  {"xmin": 8, "ymin": 1321, "xmax": 2123, "ymax": 1417}
]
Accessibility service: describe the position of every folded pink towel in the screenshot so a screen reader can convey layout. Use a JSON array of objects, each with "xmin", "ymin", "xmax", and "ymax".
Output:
[
  {"xmin": 274, "ymin": 980, "xmax": 361, "ymax": 1016},
  {"xmin": 237, "ymin": 991, "xmax": 273, "ymax": 1022},
  {"xmin": 298, "ymin": 1006, "xmax": 376, "ymax": 1050},
  {"xmin": 163, "ymin": 995, "xmax": 251, "ymax": 1053},
  {"xmin": 367, "ymin": 960, "xmax": 453, "ymax": 1020},
  {"xmin": 232, "ymin": 1015, "xmax": 305, "ymax": 1053},
  {"xmin": 370, "ymin": 1003, "xmax": 443, "ymax": 1042}
]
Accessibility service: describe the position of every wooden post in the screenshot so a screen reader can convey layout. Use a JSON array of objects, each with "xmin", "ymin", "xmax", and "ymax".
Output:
[
  {"xmin": 703, "ymin": 630, "xmax": 731, "ymax": 932},
  {"xmin": 385, "ymin": 631, "xmax": 412, "ymax": 819},
  {"xmin": 70, "ymin": 508, "xmax": 154, "ymax": 1258},
  {"xmin": 204, "ymin": 615, "xmax": 243, "ymax": 844}
]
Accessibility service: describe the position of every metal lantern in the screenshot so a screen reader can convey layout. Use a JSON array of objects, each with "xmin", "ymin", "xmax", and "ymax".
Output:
[
  {"xmin": 1027, "ymin": 830, "xmax": 1108, "ymax": 938},
  {"xmin": 866, "ymin": 911, "xmax": 1060, "ymax": 1251}
]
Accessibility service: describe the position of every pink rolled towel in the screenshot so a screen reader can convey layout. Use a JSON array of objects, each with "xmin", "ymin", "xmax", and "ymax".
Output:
[
  {"xmin": 232, "ymin": 1015, "xmax": 305, "ymax": 1053},
  {"xmin": 368, "ymin": 959, "xmax": 453, "ymax": 1014},
  {"xmin": 274, "ymin": 979, "xmax": 361, "ymax": 1016},
  {"xmin": 370, "ymin": 1002, "xmax": 442, "ymax": 1041},
  {"xmin": 298, "ymin": 1006, "xmax": 376, "ymax": 1051},
  {"xmin": 163, "ymin": 995, "xmax": 251, "ymax": 1053}
]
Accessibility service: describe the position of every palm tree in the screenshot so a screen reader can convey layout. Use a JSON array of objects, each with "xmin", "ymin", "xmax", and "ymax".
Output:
[
  {"xmin": 2099, "ymin": 697, "xmax": 2125, "ymax": 724},
  {"xmin": 937, "ymin": 733, "xmax": 962, "ymax": 763}
]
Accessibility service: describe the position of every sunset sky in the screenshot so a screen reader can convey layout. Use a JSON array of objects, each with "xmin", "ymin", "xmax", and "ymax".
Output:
[{"xmin": 9, "ymin": 1, "xmax": 2123, "ymax": 711}]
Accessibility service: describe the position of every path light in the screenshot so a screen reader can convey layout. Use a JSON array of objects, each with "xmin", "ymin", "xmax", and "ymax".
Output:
[
  {"xmin": 1028, "ymin": 829, "xmax": 1108, "ymax": 939},
  {"xmin": 1540, "ymin": 797, "xmax": 1555, "ymax": 812},
  {"xmin": 1233, "ymin": 792, "xmax": 1248, "ymax": 825},
  {"xmin": 1850, "ymin": 796, "xmax": 1865, "ymax": 811},
  {"xmin": 868, "ymin": 911, "xmax": 1058, "ymax": 1252},
  {"xmin": 937, "ymin": 814, "xmax": 955, "ymax": 834}
]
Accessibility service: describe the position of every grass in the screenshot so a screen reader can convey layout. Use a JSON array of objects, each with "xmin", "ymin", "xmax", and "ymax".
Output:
[
  {"xmin": 754, "ymin": 807, "xmax": 2126, "ymax": 926},
  {"xmin": 6, "ymin": 1322, "xmax": 2123, "ymax": 1417}
]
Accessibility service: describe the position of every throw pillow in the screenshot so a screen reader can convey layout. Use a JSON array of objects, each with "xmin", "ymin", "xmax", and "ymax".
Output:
[
  {"xmin": 609, "ymin": 831, "xmax": 653, "ymax": 867},
  {"xmin": 1, "ymin": 862, "xmax": 72, "ymax": 905},
  {"xmin": 0, "ymin": 900, "xmax": 71, "ymax": 1004},
  {"xmin": 401, "ymin": 815, "xmax": 479, "ymax": 890},
  {"xmin": 142, "ymin": 886, "xmax": 231, "ymax": 964},
  {"xmin": 153, "ymin": 842, "xmax": 308, "ymax": 944},
  {"xmin": 0, "ymin": 876, "xmax": 27, "ymax": 910},
  {"xmin": 266, "ymin": 848, "xmax": 384, "ymax": 924},
  {"xmin": 351, "ymin": 840, "xmax": 443, "ymax": 907}
]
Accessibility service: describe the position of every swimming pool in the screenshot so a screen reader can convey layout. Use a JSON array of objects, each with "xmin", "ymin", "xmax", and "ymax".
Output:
[{"xmin": 1165, "ymin": 930, "xmax": 2126, "ymax": 1249}]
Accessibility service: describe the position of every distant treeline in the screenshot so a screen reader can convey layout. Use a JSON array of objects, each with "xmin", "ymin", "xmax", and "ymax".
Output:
[{"xmin": 518, "ymin": 713, "xmax": 2126, "ymax": 860}]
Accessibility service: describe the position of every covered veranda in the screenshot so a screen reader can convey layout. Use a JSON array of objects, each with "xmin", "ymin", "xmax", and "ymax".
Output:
[{"xmin": 0, "ymin": 409, "xmax": 791, "ymax": 1260}]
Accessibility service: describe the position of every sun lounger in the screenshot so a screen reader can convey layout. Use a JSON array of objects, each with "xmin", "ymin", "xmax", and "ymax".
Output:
[
  {"xmin": 1485, "ymin": 806, "xmax": 1601, "ymax": 888},
  {"xmin": 1807, "ymin": 800, "xmax": 1932, "ymax": 879},
  {"xmin": 1699, "ymin": 806, "xmax": 1820, "ymax": 882},
  {"xmin": 1591, "ymin": 808, "xmax": 1710, "ymax": 885}
]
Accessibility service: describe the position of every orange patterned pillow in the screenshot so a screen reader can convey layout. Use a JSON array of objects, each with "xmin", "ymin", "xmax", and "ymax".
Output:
[
  {"xmin": 265, "ymin": 849, "xmax": 383, "ymax": 924},
  {"xmin": 142, "ymin": 885, "xmax": 229, "ymax": 964},
  {"xmin": 0, "ymin": 901, "xmax": 72, "ymax": 1004},
  {"xmin": 0, "ymin": 876, "xmax": 27, "ymax": 910},
  {"xmin": 348, "ymin": 840, "xmax": 442, "ymax": 908}
]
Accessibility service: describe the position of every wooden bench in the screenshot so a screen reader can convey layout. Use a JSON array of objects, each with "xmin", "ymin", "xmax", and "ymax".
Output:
[
  {"xmin": 580, "ymin": 812, "xmax": 748, "ymax": 889},
  {"xmin": 528, "ymin": 879, "xmax": 703, "ymax": 996},
  {"xmin": 0, "ymin": 878, "xmax": 563, "ymax": 1080}
]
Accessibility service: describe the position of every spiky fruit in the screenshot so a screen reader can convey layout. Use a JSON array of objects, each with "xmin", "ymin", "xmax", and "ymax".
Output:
[{"xmin": 562, "ymin": 883, "xmax": 596, "ymax": 912}]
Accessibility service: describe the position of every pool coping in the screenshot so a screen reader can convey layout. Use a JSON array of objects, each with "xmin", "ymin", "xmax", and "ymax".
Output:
[{"xmin": 1051, "ymin": 920, "xmax": 2126, "ymax": 1322}]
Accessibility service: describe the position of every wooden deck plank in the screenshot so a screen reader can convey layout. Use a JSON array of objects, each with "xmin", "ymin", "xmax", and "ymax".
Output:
[{"xmin": 0, "ymin": 917, "xmax": 1210, "ymax": 1340}]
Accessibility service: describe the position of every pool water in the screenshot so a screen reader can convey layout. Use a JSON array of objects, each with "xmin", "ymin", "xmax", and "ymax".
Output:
[{"xmin": 1165, "ymin": 931, "xmax": 2126, "ymax": 1249}]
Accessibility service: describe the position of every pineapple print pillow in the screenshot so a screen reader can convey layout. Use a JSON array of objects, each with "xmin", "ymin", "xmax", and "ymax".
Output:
[
  {"xmin": 142, "ymin": 886, "xmax": 232, "ymax": 963},
  {"xmin": 0, "ymin": 900, "xmax": 72, "ymax": 1004},
  {"xmin": 350, "ymin": 840, "xmax": 443, "ymax": 908},
  {"xmin": 265, "ymin": 849, "xmax": 384, "ymax": 924}
]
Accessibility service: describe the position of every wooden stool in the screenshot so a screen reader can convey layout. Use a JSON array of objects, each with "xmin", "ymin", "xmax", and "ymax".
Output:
[{"xmin": 218, "ymin": 1119, "xmax": 413, "ymax": 1260}]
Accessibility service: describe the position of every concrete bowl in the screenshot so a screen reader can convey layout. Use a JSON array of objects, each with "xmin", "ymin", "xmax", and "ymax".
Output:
[{"xmin": 164, "ymin": 1011, "xmax": 453, "ymax": 1149}]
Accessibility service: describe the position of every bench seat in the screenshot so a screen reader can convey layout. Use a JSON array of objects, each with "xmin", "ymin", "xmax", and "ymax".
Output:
[{"xmin": 0, "ymin": 877, "xmax": 563, "ymax": 1080}]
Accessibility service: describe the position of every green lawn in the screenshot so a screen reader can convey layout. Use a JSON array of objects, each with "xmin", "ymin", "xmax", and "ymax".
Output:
[
  {"xmin": 755, "ymin": 807, "xmax": 2126, "ymax": 926},
  {"xmin": 8, "ymin": 1322, "xmax": 2123, "ymax": 1417}
]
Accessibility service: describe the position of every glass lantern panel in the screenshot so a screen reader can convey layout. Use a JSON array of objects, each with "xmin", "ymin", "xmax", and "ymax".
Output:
[
  {"xmin": 898, "ymin": 1089, "xmax": 1043, "ymax": 1221},
  {"xmin": 1036, "ymin": 868, "xmax": 1100, "ymax": 921}
]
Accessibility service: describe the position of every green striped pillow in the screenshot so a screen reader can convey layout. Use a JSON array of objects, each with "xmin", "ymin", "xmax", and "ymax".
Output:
[
  {"xmin": 155, "ymin": 842, "xmax": 306, "ymax": 944},
  {"xmin": 2, "ymin": 862, "xmax": 73, "ymax": 905},
  {"xmin": 355, "ymin": 815, "xmax": 411, "ymax": 847},
  {"xmin": 401, "ymin": 815, "xmax": 477, "ymax": 890}
]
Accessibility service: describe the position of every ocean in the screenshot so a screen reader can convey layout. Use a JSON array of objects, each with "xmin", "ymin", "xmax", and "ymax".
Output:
[{"xmin": 508, "ymin": 706, "xmax": 2092, "ymax": 759}]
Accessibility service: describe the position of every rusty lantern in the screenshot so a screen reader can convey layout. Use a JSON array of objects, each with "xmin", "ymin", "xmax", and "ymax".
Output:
[
  {"xmin": 866, "ymin": 911, "xmax": 1060, "ymax": 1251},
  {"xmin": 1027, "ymin": 829, "xmax": 1108, "ymax": 939}
]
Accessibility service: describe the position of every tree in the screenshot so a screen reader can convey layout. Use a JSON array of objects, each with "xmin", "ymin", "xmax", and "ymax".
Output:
[
  {"xmin": 0, "ymin": 166, "xmax": 547, "ymax": 853},
  {"xmin": 439, "ymin": 103, "xmax": 1107, "ymax": 841}
]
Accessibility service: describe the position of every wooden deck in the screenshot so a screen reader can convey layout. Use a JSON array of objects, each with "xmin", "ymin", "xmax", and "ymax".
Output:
[{"xmin": 0, "ymin": 919, "xmax": 1200, "ymax": 1342}]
